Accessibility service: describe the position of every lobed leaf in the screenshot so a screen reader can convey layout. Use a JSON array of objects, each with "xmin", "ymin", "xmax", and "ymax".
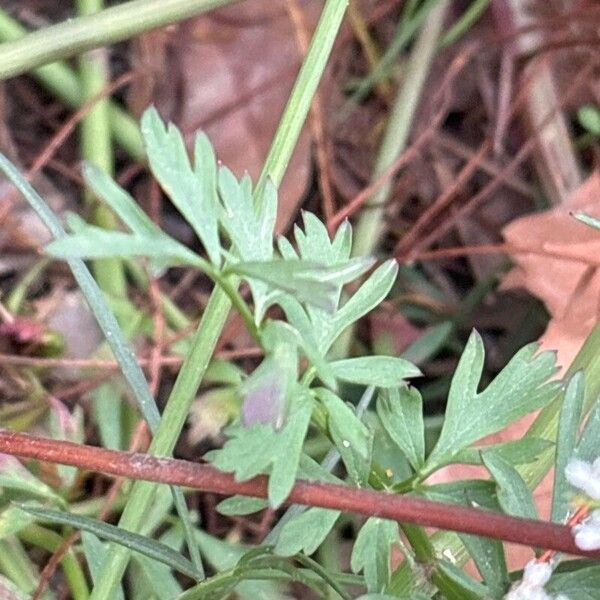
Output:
[
  {"xmin": 141, "ymin": 107, "xmax": 221, "ymax": 266},
  {"xmin": 426, "ymin": 331, "xmax": 560, "ymax": 470}
]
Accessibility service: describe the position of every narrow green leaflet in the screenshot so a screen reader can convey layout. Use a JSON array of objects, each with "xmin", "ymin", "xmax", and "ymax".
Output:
[
  {"xmin": 425, "ymin": 331, "xmax": 559, "ymax": 471},
  {"xmin": 458, "ymin": 533, "xmax": 508, "ymax": 599},
  {"xmin": 82, "ymin": 532, "xmax": 125, "ymax": 600},
  {"xmin": 132, "ymin": 555, "xmax": 183, "ymax": 600},
  {"xmin": 481, "ymin": 451, "xmax": 537, "ymax": 519},
  {"xmin": 552, "ymin": 372, "xmax": 585, "ymax": 523},
  {"xmin": 218, "ymin": 167, "xmax": 274, "ymax": 263},
  {"xmin": 330, "ymin": 260, "xmax": 398, "ymax": 347},
  {"xmin": 316, "ymin": 388, "xmax": 373, "ymax": 485},
  {"xmin": 546, "ymin": 563, "xmax": 600, "ymax": 599},
  {"xmin": 47, "ymin": 218, "xmax": 202, "ymax": 267},
  {"xmin": 274, "ymin": 508, "xmax": 341, "ymax": 556},
  {"xmin": 350, "ymin": 518, "xmax": 400, "ymax": 593},
  {"xmin": 377, "ymin": 386, "xmax": 425, "ymax": 471},
  {"xmin": 19, "ymin": 506, "xmax": 201, "ymax": 580},
  {"xmin": 0, "ymin": 455, "xmax": 65, "ymax": 507},
  {"xmin": 226, "ymin": 256, "xmax": 374, "ymax": 313},
  {"xmin": 141, "ymin": 107, "xmax": 221, "ymax": 266},
  {"xmin": 434, "ymin": 560, "xmax": 489, "ymax": 600},
  {"xmin": 82, "ymin": 162, "xmax": 161, "ymax": 237},
  {"xmin": 195, "ymin": 531, "xmax": 285, "ymax": 600},
  {"xmin": 574, "ymin": 383, "xmax": 600, "ymax": 463},
  {"xmin": 329, "ymin": 356, "xmax": 421, "ymax": 387},
  {"xmin": 207, "ymin": 390, "xmax": 314, "ymax": 507},
  {"xmin": 0, "ymin": 504, "xmax": 34, "ymax": 539},
  {"xmin": 217, "ymin": 496, "xmax": 269, "ymax": 516},
  {"xmin": 452, "ymin": 437, "xmax": 554, "ymax": 467}
]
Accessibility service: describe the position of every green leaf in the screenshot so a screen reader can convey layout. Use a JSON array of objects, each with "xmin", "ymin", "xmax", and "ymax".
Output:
[
  {"xmin": 552, "ymin": 372, "xmax": 585, "ymax": 523},
  {"xmin": 208, "ymin": 390, "xmax": 314, "ymax": 507},
  {"xmin": 47, "ymin": 222, "xmax": 201, "ymax": 266},
  {"xmin": 426, "ymin": 331, "xmax": 559, "ymax": 470},
  {"xmin": 578, "ymin": 105, "xmax": 600, "ymax": 135},
  {"xmin": 227, "ymin": 257, "xmax": 374, "ymax": 313},
  {"xmin": 195, "ymin": 531, "xmax": 285, "ymax": 600},
  {"xmin": 141, "ymin": 107, "xmax": 221, "ymax": 266},
  {"xmin": 458, "ymin": 534, "xmax": 508, "ymax": 599},
  {"xmin": 82, "ymin": 532, "xmax": 125, "ymax": 600},
  {"xmin": 331, "ymin": 260, "xmax": 398, "ymax": 345},
  {"xmin": 0, "ymin": 455, "xmax": 65, "ymax": 507},
  {"xmin": 82, "ymin": 162, "xmax": 160, "ymax": 237},
  {"xmin": 575, "ymin": 382, "xmax": 600, "ymax": 463},
  {"xmin": 218, "ymin": 167, "xmax": 273, "ymax": 263},
  {"xmin": 19, "ymin": 505, "xmax": 201, "ymax": 580},
  {"xmin": 316, "ymin": 388, "xmax": 373, "ymax": 485},
  {"xmin": 452, "ymin": 437, "xmax": 554, "ymax": 467},
  {"xmin": 422, "ymin": 480, "xmax": 498, "ymax": 510},
  {"xmin": 350, "ymin": 518, "xmax": 400, "ymax": 593},
  {"xmin": 546, "ymin": 563, "xmax": 600, "ymax": 599},
  {"xmin": 376, "ymin": 386, "xmax": 425, "ymax": 471},
  {"xmin": 400, "ymin": 321, "xmax": 452, "ymax": 365},
  {"xmin": 329, "ymin": 356, "xmax": 421, "ymax": 387},
  {"xmin": 217, "ymin": 497, "xmax": 269, "ymax": 516},
  {"xmin": 274, "ymin": 508, "xmax": 340, "ymax": 556},
  {"xmin": 132, "ymin": 554, "xmax": 183, "ymax": 600},
  {"xmin": 435, "ymin": 560, "xmax": 489, "ymax": 600},
  {"xmin": 481, "ymin": 451, "xmax": 537, "ymax": 519},
  {"xmin": 0, "ymin": 504, "xmax": 35, "ymax": 539}
]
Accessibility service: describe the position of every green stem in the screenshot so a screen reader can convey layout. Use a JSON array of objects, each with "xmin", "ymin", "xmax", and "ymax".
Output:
[
  {"xmin": 0, "ymin": 7, "xmax": 143, "ymax": 159},
  {"xmin": 19, "ymin": 524, "xmax": 90, "ymax": 600},
  {"xmin": 0, "ymin": 538, "xmax": 40, "ymax": 595},
  {"xmin": 88, "ymin": 1, "xmax": 349, "ymax": 598},
  {"xmin": 75, "ymin": 0, "xmax": 127, "ymax": 299},
  {"xmin": 352, "ymin": 0, "xmax": 450, "ymax": 258},
  {"xmin": 0, "ymin": 0, "xmax": 238, "ymax": 80}
]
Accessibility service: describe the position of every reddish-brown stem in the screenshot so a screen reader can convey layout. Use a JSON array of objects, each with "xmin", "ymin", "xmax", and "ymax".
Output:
[{"xmin": 1, "ymin": 430, "xmax": 599, "ymax": 560}]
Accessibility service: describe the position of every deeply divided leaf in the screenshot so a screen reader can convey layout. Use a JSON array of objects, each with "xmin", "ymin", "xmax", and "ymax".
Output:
[{"xmin": 426, "ymin": 331, "xmax": 560, "ymax": 471}]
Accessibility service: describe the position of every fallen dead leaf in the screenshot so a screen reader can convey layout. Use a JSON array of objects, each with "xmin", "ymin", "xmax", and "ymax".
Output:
[{"xmin": 502, "ymin": 171, "xmax": 600, "ymax": 370}]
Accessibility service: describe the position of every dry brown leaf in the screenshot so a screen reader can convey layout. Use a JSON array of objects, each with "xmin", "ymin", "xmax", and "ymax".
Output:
[{"xmin": 502, "ymin": 171, "xmax": 600, "ymax": 369}]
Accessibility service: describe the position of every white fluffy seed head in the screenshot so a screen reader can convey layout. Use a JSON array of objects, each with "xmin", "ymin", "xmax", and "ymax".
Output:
[
  {"xmin": 572, "ymin": 510, "xmax": 600, "ymax": 551},
  {"xmin": 523, "ymin": 561, "xmax": 553, "ymax": 587},
  {"xmin": 565, "ymin": 458, "xmax": 600, "ymax": 501}
]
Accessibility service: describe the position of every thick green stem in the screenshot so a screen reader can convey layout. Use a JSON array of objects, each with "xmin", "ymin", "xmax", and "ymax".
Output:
[
  {"xmin": 88, "ymin": 2, "xmax": 349, "ymax": 598},
  {"xmin": 0, "ymin": 0, "xmax": 238, "ymax": 80}
]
